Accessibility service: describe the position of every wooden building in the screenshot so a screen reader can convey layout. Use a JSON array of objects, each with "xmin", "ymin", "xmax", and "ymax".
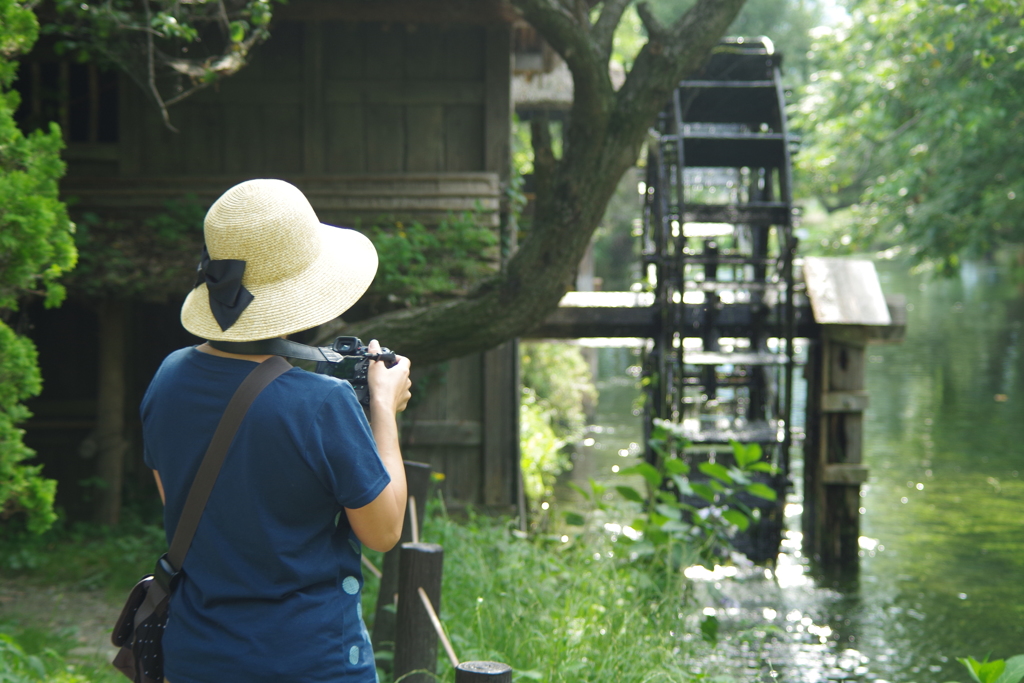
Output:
[{"xmin": 20, "ymin": 1, "xmax": 521, "ymax": 520}]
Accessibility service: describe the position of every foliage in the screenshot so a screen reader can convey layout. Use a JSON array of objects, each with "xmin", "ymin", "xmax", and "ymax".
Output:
[
  {"xmin": 0, "ymin": 519, "xmax": 166, "ymax": 591},
  {"xmin": 520, "ymin": 342, "xmax": 596, "ymax": 441},
  {"xmin": 420, "ymin": 507, "xmax": 717, "ymax": 683},
  {"xmin": 573, "ymin": 421, "xmax": 778, "ymax": 566},
  {"xmin": 953, "ymin": 654, "xmax": 1024, "ymax": 683},
  {"xmin": 519, "ymin": 387, "xmax": 568, "ymax": 504},
  {"xmin": 0, "ymin": 324, "xmax": 55, "ymax": 536},
  {"xmin": 0, "ymin": 631, "xmax": 118, "ymax": 683},
  {"xmin": 796, "ymin": 0, "xmax": 1024, "ymax": 272},
  {"xmin": 519, "ymin": 343, "xmax": 598, "ymax": 505},
  {"xmin": 63, "ymin": 197, "xmax": 205, "ymax": 301},
  {"xmin": 45, "ymin": 0, "xmax": 286, "ymax": 127},
  {"xmin": 619, "ymin": 0, "xmax": 824, "ymax": 84},
  {"xmin": 0, "ymin": 0, "xmax": 75, "ymax": 537},
  {"xmin": 358, "ymin": 213, "xmax": 498, "ymax": 314}
]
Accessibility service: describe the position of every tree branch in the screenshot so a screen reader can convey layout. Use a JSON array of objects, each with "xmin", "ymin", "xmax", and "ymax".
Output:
[
  {"xmin": 634, "ymin": 1, "xmax": 668, "ymax": 44},
  {"xmin": 512, "ymin": 0, "xmax": 610, "ymax": 114},
  {"xmin": 142, "ymin": 0, "xmax": 178, "ymax": 133},
  {"xmin": 592, "ymin": 0, "xmax": 632, "ymax": 58}
]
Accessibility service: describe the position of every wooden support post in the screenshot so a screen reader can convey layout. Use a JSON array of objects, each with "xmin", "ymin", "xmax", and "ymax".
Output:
[
  {"xmin": 482, "ymin": 341, "xmax": 519, "ymax": 508},
  {"xmin": 456, "ymin": 661, "xmax": 513, "ymax": 683},
  {"xmin": 372, "ymin": 461, "xmax": 433, "ymax": 660},
  {"xmin": 803, "ymin": 326, "xmax": 870, "ymax": 575},
  {"xmin": 394, "ymin": 542, "xmax": 444, "ymax": 683}
]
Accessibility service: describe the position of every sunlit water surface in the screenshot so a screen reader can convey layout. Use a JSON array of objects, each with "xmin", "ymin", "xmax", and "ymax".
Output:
[{"xmin": 563, "ymin": 261, "xmax": 1024, "ymax": 682}]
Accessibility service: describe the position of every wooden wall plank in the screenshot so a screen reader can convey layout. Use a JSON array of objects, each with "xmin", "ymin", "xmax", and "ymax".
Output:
[
  {"xmin": 365, "ymin": 24, "xmax": 405, "ymax": 80},
  {"xmin": 444, "ymin": 105, "xmax": 484, "ymax": 171},
  {"xmin": 117, "ymin": 73, "xmax": 141, "ymax": 176},
  {"xmin": 366, "ymin": 104, "xmax": 405, "ymax": 172},
  {"xmin": 223, "ymin": 105, "xmax": 265, "ymax": 173},
  {"xmin": 208, "ymin": 81, "xmax": 302, "ymax": 105},
  {"xmin": 182, "ymin": 104, "xmax": 224, "ymax": 175},
  {"xmin": 323, "ymin": 81, "xmax": 484, "ymax": 106},
  {"xmin": 484, "ymin": 25, "xmax": 511, "ymax": 176},
  {"xmin": 323, "ymin": 21, "xmax": 365, "ymax": 80},
  {"xmin": 445, "ymin": 27, "xmax": 485, "ymax": 81},
  {"xmin": 142, "ymin": 106, "xmax": 186, "ymax": 175},
  {"xmin": 261, "ymin": 21, "xmax": 304, "ymax": 83},
  {"xmin": 406, "ymin": 105, "xmax": 445, "ymax": 172},
  {"xmin": 405, "ymin": 25, "xmax": 445, "ymax": 80},
  {"xmin": 325, "ymin": 104, "xmax": 366, "ymax": 173},
  {"xmin": 482, "ymin": 341, "xmax": 518, "ymax": 506},
  {"xmin": 304, "ymin": 21, "xmax": 325, "ymax": 174},
  {"xmin": 264, "ymin": 104, "xmax": 304, "ymax": 174}
]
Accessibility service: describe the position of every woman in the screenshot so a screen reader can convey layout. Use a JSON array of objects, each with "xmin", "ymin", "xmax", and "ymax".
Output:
[{"xmin": 141, "ymin": 178, "xmax": 411, "ymax": 683}]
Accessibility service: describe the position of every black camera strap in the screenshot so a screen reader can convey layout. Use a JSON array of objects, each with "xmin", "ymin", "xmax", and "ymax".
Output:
[{"xmin": 207, "ymin": 338, "xmax": 336, "ymax": 362}]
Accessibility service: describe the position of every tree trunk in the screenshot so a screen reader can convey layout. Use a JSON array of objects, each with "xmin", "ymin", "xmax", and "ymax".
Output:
[{"xmin": 94, "ymin": 299, "xmax": 128, "ymax": 526}]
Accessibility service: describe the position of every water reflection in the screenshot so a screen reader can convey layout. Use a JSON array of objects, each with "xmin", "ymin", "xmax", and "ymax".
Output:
[{"xmin": 562, "ymin": 261, "xmax": 1024, "ymax": 682}]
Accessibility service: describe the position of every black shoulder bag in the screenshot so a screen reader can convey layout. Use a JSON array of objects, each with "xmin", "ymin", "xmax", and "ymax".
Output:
[{"xmin": 111, "ymin": 356, "xmax": 292, "ymax": 683}]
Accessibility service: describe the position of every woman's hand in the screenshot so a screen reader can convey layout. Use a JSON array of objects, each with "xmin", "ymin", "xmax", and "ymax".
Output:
[{"xmin": 366, "ymin": 339, "xmax": 411, "ymax": 415}]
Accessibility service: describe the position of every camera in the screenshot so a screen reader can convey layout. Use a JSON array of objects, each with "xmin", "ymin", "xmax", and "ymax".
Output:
[{"xmin": 314, "ymin": 336, "xmax": 398, "ymax": 409}]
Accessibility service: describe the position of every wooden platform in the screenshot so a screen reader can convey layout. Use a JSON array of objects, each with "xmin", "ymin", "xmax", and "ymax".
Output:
[{"xmin": 526, "ymin": 291, "xmax": 816, "ymax": 339}]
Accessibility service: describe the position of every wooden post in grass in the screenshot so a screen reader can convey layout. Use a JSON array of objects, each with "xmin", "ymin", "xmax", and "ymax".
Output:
[
  {"xmin": 372, "ymin": 461, "xmax": 432, "ymax": 659},
  {"xmin": 456, "ymin": 662, "xmax": 513, "ymax": 683},
  {"xmin": 393, "ymin": 542, "xmax": 444, "ymax": 683}
]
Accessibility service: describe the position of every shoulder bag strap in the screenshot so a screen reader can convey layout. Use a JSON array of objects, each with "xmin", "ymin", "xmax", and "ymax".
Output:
[
  {"xmin": 167, "ymin": 354, "xmax": 292, "ymax": 571},
  {"xmin": 133, "ymin": 355, "xmax": 292, "ymax": 633}
]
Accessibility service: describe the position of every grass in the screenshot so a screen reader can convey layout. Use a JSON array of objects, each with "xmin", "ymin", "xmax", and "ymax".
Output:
[
  {"xmin": 0, "ymin": 520, "xmax": 166, "ymax": 596},
  {"xmin": 388, "ymin": 503, "xmax": 721, "ymax": 683},
  {"xmin": 0, "ymin": 503, "xmax": 726, "ymax": 682}
]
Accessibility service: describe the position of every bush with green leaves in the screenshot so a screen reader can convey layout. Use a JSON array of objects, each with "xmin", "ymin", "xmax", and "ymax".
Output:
[
  {"xmin": 519, "ymin": 342, "xmax": 598, "ymax": 507},
  {"xmin": 0, "ymin": 0, "xmax": 76, "ymax": 537},
  {"xmin": 572, "ymin": 421, "xmax": 778, "ymax": 567},
  {"xmin": 797, "ymin": 0, "xmax": 1024, "ymax": 271},
  {"xmin": 360, "ymin": 213, "xmax": 498, "ymax": 312},
  {"xmin": 953, "ymin": 655, "xmax": 1024, "ymax": 683}
]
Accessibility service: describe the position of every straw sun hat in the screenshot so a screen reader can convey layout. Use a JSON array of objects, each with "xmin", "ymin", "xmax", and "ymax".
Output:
[{"xmin": 180, "ymin": 179, "xmax": 378, "ymax": 342}]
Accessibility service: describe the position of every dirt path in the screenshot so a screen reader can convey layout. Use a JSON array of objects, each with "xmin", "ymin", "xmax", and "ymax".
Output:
[{"xmin": 0, "ymin": 577, "xmax": 122, "ymax": 663}]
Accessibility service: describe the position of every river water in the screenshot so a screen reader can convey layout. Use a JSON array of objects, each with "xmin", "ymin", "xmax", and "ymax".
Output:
[{"xmin": 567, "ymin": 260, "xmax": 1024, "ymax": 682}]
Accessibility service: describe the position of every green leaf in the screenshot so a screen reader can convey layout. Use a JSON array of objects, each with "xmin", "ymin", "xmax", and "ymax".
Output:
[
  {"xmin": 615, "ymin": 485, "xmax": 645, "ymax": 503},
  {"xmin": 731, "ymin": 439, "xmax": 755, "ymax": 467},
  {"xmin": 619, "ymin": 462, "xmax": 663, "ymax": 489},
  {"xmin": 229, "ymin": 20, "xmax": 248, "ymax": 43},
  {"xmin": 747, "ymin": 462, "xmax": 777, "ymax": 473},
  {"xmin": 722, "ymin": 509, "xmax": 750, "ymax": 532},
  {"xmin": 567, "ymin": 481, "xmax": 590, "ymax": 501},
  {"xmin": 671, "ymin": 474, "xmax": 694, "ymax": 496},
  {"xmin": 746, "ymin": 483, "xmax": 778, "ymax": 501},
  {"xmin": 654, "ymin": 503, "xmax": 682, "ymax": 520},
  {"xmin": 691, "ymin": 483, "xmax": 716, "ymax": 503},
  {"xmin": 700, "ymin": 614, "xmax": 719, "ymax": 645},
  {"xmin": 563, "ymin": 512, "xmax": 585, "ymax": 526},
  {"xmin": 698, "ymin": 462, "xmax": 733, "ymax": 483},
  {"xmin": 663, "ymin": 457, "xmax": 690, "ymax": 475},
  {"xmin": 996, "ymin": 655, "xmax": 1024, "ymax": 683},
  {"xmin": 649, "ymin": 512, "xmax": 670, "ymax": 527}
]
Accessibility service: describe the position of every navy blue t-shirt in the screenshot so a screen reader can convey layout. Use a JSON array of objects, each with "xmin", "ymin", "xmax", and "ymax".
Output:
[{"xmin": 141, "ymin": 347, "xmax": 390, "ymax": 683}]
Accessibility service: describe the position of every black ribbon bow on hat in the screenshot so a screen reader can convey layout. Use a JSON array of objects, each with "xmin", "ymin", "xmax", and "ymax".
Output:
[{"xmin": 194, "ymin": 246, "xmax": 255, "ymax": 331}]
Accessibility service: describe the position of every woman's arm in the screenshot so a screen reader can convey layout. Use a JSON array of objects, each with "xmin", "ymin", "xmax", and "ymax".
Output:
[
  {"xmin": 153, "ymin": 470, "xmax": 166, "ymax": 504},
  {"xmin": 344, "ymin": 339, "xmax": 412, "ymax": 552}
]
